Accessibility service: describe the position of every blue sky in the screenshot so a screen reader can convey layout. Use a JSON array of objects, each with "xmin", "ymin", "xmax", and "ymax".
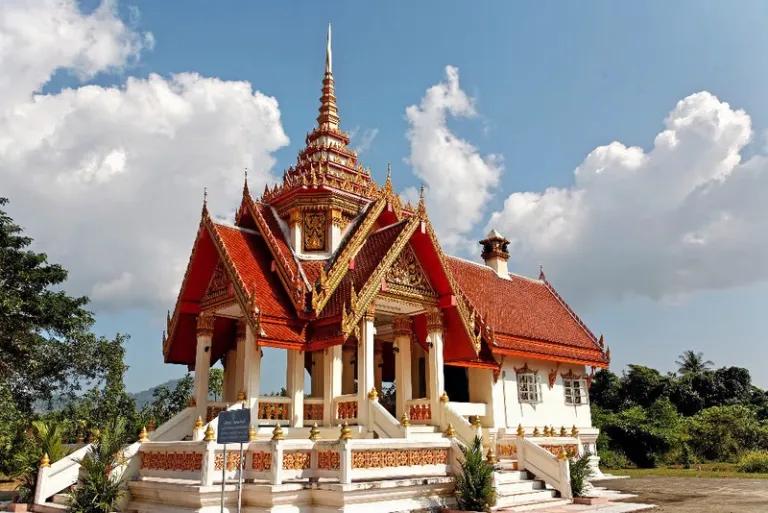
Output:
[{"xmin": 4, "ymin": 1, "xmax": 768, "ymax": 392}]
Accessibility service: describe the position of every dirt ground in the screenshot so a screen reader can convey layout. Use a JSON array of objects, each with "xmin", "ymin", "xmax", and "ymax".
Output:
[{"xmin": 595, "ymin": 476, "xmax": 768, "ymax": 512}]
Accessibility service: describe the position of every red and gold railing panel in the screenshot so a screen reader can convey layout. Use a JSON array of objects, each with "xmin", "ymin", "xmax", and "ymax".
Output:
[
  {"xmin": 304, "ymin": 399, "xmax": 324, "ymax": 422},
  {"xmin": 257, "ymin": 398, "xmax": 290, "ymax": 421},
  {"xmin": 206, "ymin": 403, "xmax": 227, "ymax": 422},
  {"xmin": 334, "ymin": 395, "xmax": 358, "ymax": 423},
  {"xmin": 406, "ymin": 399, "xmax": 432, "ymax": 423}
]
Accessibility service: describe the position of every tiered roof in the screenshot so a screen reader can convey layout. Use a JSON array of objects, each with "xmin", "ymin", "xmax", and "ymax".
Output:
[{"xmin": 161, "ymin": 25, "xmax": 609, "ymax": 372}]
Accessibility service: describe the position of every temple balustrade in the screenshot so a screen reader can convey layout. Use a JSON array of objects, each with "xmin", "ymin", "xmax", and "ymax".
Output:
[
  {"xmin": 303, "ymin": 397, "xmax": 324, "ymax": 422},
  {"xmin": 257, "ymin": 396, "xmax": 291, "ymax": 425},
  {"xmin": 405, "ymin": 398, "xmax": 432, "ymax": 424},
  {"xmin": 137, "ymin": 437, "xmax": 456, "ymax": 486},
  {"xmin": 206, "ymin": 402, "xmax": 228, "ymax": 423},
  {"xmin": 333, "ymin": 394, "xmax": 359, "ymax": 424}
]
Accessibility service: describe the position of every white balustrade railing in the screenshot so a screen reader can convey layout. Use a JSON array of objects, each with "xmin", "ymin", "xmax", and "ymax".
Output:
[
  {"xmin": 515, "ymin": 437, "xmax": 572, "ymax": 500},
  {"xmin": 440, "ymin": 402, "xmax": 481, "ymax": 446},
  {"xmin": 256, "ymin": 396, "xmax": 291, "ymax": 425},
  {"xmin": 447, "ymin": 402, "xmax": 487, "ymax": 418},
  {"xmin": 333, "ymin": 394, "xmax": 358, "ymax": 424},
  {"xmin": 368, "ymin": 399, "xmax": 406, "ymax": 439},
  {"xmin": 303, "ymin": 397, "xmax": 324, "ymax": 423},
  {"xmin": 136, "ymin": 437, "xmax": 456, "ymax": 486},
  {"xmin": 405, "ymin": 399, "xmax": 432, "ymax": 424}
]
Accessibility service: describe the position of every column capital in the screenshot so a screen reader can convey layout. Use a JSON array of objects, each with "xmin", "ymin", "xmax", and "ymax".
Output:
[
  {"xmin": 392, "ymin": 315, "xmax": 412, "ymax": 337},
  {"xmin": 425, "ymin": 307, "xmax": 443, "ymax": 334},
  {"xmin": 236, "ymin": 318, "xmax": 247, "ymax": 342},
  {"xmin": 328, "ymin": 207, "xmax": 345, "ymax": 228},
  {"xmin": 363, "ymin": 302, "xmax": 376, "ymax": 321},
  {"xmin": 196, "ymin": 311, "xmax": 215, "ymax": 337},
  {"xmin": 288, "ymin": 209, "xmax": 303, "ymax": 228}
]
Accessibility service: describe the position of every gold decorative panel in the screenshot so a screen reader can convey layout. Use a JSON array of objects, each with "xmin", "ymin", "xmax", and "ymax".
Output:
[
  {"xmin": 317, "ymin": 450, "xmax": 341, "ymax": 470},
  {"xmin": 386, "ymin": 245, "xmax": 435, "ymax": 298},
  {"xmin": 140, "ymin": 451, "xmax": 203, "ymax": 471},
  {"xmin": 350, "ymin": 448, "xmax": 448, "ymax": 469},
  {"xmin": 251, "ymin": 452, "xmax": 272, "ymax": 471},
  {"xmin": 282, "ymin": 451, "xmax": 311, "ymax": 470},
  {"xmin": 303, "ymin": 211, "xmax": 327, "ymax": 251},
  {"xmin": 202, "ymin": 263, "xmax": 232, "ymax": 308}
]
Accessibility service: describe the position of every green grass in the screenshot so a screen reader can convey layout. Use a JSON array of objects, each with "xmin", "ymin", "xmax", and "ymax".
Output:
[{"xmin": 609, "ymin": 467, "xmax": 768, "ymax": 480}]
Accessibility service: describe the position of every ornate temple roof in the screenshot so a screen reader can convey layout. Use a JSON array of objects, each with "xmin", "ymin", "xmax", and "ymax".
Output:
[{"xmin": 161, "ymin": 25, "xmax": 609, "ymax": 371}]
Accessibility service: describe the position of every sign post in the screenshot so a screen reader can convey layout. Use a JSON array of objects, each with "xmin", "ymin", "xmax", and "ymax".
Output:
[{"xmin": 217, "ymin": 409, "xmax": 252, "ymax": 513}]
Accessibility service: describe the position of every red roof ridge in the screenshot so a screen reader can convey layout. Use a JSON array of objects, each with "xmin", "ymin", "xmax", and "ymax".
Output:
[
  {"xmin": 538, "ymin": 273, "xmax": 600, "ymax": 346},
  {"xmin": 447, "ymin": 255, "xmax": 544, "ymax": 284},
  {"xmin": 211, "ymin": 221, "xmax": 260, "ymax": 237},
  {"xmin": 371, "ymin": 218, "xmax": 409, "ymax": 235}
]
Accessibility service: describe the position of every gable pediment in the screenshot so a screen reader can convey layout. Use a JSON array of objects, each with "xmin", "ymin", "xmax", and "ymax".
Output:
[
  {"xmin": 202, "ymin": 262, "xmax": 234, "ymax": 308},
  {"xmin": 385, "ymin": 244, "xmax": 435, "ymax": 300}
]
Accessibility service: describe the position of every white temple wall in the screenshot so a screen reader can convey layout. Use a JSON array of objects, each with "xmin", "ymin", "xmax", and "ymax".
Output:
[{"xmin": 500, "ymin": 356, "xmax": 593, "ymax": 429}]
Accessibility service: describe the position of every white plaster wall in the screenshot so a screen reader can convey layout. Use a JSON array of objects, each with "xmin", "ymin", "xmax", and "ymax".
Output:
[{"xmin": 501, "ymin": 356, "xmax": 593, "ymax": 429}]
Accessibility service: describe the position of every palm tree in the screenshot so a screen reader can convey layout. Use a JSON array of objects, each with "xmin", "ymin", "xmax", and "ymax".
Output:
[
  {"xmin": 13, "ymin": 420, "xmax": 69, "ymax": 503},
  {"xmin": 676, "ymin": 350, "xmax": 714, "ymax": 375}
]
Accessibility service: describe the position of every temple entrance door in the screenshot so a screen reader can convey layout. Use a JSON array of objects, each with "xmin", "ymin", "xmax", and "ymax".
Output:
[{"xmin": 444, "ymin": 365, "xmax": 469, "ymax": 402}]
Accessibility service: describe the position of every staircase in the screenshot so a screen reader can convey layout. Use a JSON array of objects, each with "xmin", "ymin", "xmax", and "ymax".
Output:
[{"xmin": 493, "ymin": 461, "xmax": 570, "ymax": 511}]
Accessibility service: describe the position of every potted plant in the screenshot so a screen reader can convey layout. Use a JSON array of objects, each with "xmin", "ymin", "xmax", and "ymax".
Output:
[
  {"xmin": 570, "ymin": 452, "xmax": 606, "ymax": 505},
  {"xmin": 449, "ymin": 436, "xmax": 497, "ymax": 512}
]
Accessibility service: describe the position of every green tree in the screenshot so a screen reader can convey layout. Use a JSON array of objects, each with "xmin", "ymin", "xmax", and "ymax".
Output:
[
  {"xmin": 620, "ymin": 365, "xmax": 669, "ymax": 408},
  {"xmin": 676, "ymin": 350, "xmax": 714, "ymax": 376},
  {"xmin": 589, "ymin": 369, "xmax": 623, "ymax": 411},
  {"xmin": 12, "ymin": 421, "xmax": 69, "ymax": 503},
  {"xmin": 686, "ymin": 405, "xmax": 768, "ymax": 462},
  {"xmin": 208, "ymin": 368, "xmax": 224, "ymax": 401},
  {"xmin": 144, "ymin": 374, "xmax": 194, "ymax": 424}
]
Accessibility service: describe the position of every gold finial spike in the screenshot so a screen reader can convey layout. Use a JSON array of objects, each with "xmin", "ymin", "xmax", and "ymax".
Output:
[
  {"xmin": 486, "ymin": 446, "xmax": 497, "ymax": 465},
  {"xmin": 309, "ymin": 423, "xmax": 320, "ymax": 441},
  {"xmin": 387, "ymin": 162, "xmax": 391, "ymax": 179},
  {"xmin": 326, "ymin": 22, "xmax": 332, "ymax": 74},
  {"xmin": 237, "ymin": 390, "xmax": 247, "ymax": 404},
  {"xmin": 147, "ymin": 418, "xmax": 156, "ymax": 432},
  {"xmin": 516, "ymin": 424, "xmax": 525, "ymax": 438},
  {"xmin": 471, "ymin": 416, "xmax": 482, "ymax": 429},
  {"xmin": 272, "ymin": 424, "xmax": 284, "ymax": 441},
  {"xmin": 440, "ymin": 391, "xmax": 449, "ymax": 403},
  {"xmin": 202, "ymin": 187, "xmax": 208, "ymax": 215},
  {"xmin": 340, "ymin": 421, "xmax": 352, "ymax": 440},
  {"xmin": 571, "ymin": 425, "xmax": 580, "ymax": 438},
  {"xmin": 243, "ymin": 168, "xmax": 250, "ymax": 196},
  {"xmin": 204, "ymin": 424, "xmax": 215, "ymax": 442},
  {"xmin": 367, "ymin": 386, "xmax": 379, "ymax": 401},
  {"xmin": 444, "ymin": 423, "xmax": 457, "ymax": 439},
  {"xmin": 557, "ymin": 446, "xmax": 568, "ymax": 461},
  {"xmin": 194, "ymin": 416, "xmax": 204, "ymax": 431},
  {"xmin": 560, "ymin": 426, "xmax": 567, "ymax": 437},
  {"xmin": 138, "ymin": 426, "xmax": 149, "ymax": 442},
  {"xmin": 40, "ymin": 453, "xmax": 51, "ymax": 468},
  {"xmin": 400, "ymin": 413, "xmax": 411, "ymax": 427},
  {"xmin": 532, "ymin": 426, "xmax": 541, "ymax": 437},
  {"xmin": 249, "ymin": 425, "xmax": 256, "ymax": 442}
]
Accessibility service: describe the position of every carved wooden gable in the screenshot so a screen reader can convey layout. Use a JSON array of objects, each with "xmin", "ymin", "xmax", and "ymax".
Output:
[
  {"xmin": 385, "ymin": 244, "xmax": 435, "ymax": 299},
  {"xmin": 202, "ymin": 262, "xmax": 234, "ymax": 308}
]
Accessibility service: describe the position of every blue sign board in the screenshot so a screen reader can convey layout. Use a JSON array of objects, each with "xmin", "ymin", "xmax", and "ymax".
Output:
[{"xmin": 217, "ymin": 409, "xmax": 252, "ymax": 444}]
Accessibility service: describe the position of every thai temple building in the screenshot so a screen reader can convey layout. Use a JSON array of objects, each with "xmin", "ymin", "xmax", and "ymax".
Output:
[{"xmin": 34, "ymin": 25, "xmax": 612, "ymax": 513}]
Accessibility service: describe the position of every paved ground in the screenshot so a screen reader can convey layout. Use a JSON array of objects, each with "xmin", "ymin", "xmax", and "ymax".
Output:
[{"xmin": 594, "ymin": 476, "xmax": 768, "ymax": 512}]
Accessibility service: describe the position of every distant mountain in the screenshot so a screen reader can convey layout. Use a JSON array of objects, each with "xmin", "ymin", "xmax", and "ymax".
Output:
[{"xmin": 131, "ymin": 378, "xmax": 181, "ymax": 409}]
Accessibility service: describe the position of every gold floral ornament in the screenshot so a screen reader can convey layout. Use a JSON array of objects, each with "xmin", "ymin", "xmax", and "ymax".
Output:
[
  {"xmin": 486, "ymin": 446, "xmax": 497, "ymax": 465},
  {"xmin": 560, "ymin": 426, "xmax": 567, "ymax": 437},
  {"xmin": 138, "ymin": 426, "xmax": 149, "ymax": 443},
  {"xmin": 400, "ymin": 413, "xmax": 411, "ymax": 427},
  {"xmin": 367, "ymin": 387, "xmax": 378, "ymax": 401},
  {"xmin": 309, "ymin": 423, "xmax": 320, "ymax": 441},
  {"xmin": 303, "ymin": 211, "xmax": 326, "ymax": 251},
  {"xmin": 516, "ymin": 424, "xmax": 525, "ymax": 438},
  {"xmin": 237, "ymin": 390, "xmax": 247, "ymax": 404},
  {"xmin": 440, "ymin": 391, "xmax": 449, "ymax": 403},
  {"xmin": 272, "ymin": 424, "xmax": 284, "ymax": 441},
  {"xmin": 249, "ymin": 425, "xmax": 256, "ymax": 442},
  {"xmin": 444, "ymin": 423, "xmax": 456, "ymax": 439},
  {"xmin": 40, "ymin": 453, "xmax": 50, "ymax": 468},
  {"xmin": 204, "ymin": 424, "xmax": 215, "ymax": 442},
  {"xmin": 571, "ymin": 425, "xmax": 580, "ymax": 438}
]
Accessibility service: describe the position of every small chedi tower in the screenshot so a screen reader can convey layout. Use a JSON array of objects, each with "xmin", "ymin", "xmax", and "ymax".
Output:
[{"xmin": 34, "ymin": 24, "xmax": 615, "ymax": 513}]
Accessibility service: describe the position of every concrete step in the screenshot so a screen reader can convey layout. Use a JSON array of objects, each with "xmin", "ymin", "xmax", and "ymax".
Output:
[
  {"xmin": 495, "ymin": 470, "xmax": 529, "ymax": 483},
  {"xmin": 498, "ymin": 497, "xmax": 571, "ymax": 512},
  {"xmin": 32, "ymin": 503, "xmax": 68, "ymax": 513},
  {"xmin": 494, "ymin": 489, "xmax": 558, "ymax": 509},
  {"xmin": 497, "ymin": 479, "xmax": 544, "ymax": 495},
  {"xmin": 52, "ymin": 493, "xmax": 71, "ymax": 505},
  {"xmin": 406, "ymin": 425, "xmax": 439, "ymax": 433}
]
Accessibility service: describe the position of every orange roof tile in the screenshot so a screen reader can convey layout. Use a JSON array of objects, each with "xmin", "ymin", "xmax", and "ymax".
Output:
[{"xmin": 447, "ymin": 257, "xmax": 607, "ymax": 366}]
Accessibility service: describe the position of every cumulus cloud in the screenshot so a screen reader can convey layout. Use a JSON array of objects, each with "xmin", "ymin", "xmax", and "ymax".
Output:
[
  {"xmin": 405, "ymin": 66, "xmax": 503, "ymax": 252},
  {"xmin": 354, "ymin": 128, "xmax": 378, "ymax": 154},
  {"xmin": 488, "ymin": 91, "xmax": 768, "ymax": 304},
  {"xmin": 0, "ymin": 0, "xmax": 289, "ymax": 312}
]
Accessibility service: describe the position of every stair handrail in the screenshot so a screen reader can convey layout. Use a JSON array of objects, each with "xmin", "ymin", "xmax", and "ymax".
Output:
[
  {"xmin": 515, "ymin": 437, "xmax": 572, "ymax": 500},
  {"xmin": 367, "ymin": 398, "xmax": 406, "ymax": 438},
  {"xmin": 441, "ymin": 401, "xmax": 481, "ymax": 446}
]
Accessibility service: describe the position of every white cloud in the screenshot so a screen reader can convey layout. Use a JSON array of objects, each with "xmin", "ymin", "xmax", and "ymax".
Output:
[
  {"xmin": 488, "ymin": 91, "xmax": 768, "ymax": 304},
  {"xmin": 354, "ymin": 128, "xmax": 378, "ymax": 154},
  {"xmin": 406, "ymin": 65, "xmax": 503, "ymax": 252},
  {"xmin": 0, "ymin": 1, "xmax": 289, "ymax": 312}
]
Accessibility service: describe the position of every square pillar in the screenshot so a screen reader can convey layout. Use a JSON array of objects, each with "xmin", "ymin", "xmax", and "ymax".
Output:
[
  {"xmin": 194, "ymin": 312, "xmax": 214, "ymax": 421},
  {"xmin": 328, "ymin": 208, "xmax": 344, "ymax": 253},
  {"xmin": 323, "ymin": 345, "xmax": 342, "ymax": 426},
  {"xmin": 426, "ymin": 308, "xmax": 445, "ymax": 424},
  {"xmin": 287, "ymin": 349, "xmax": 305, "ymax": 427},
  {"xmin": 245, "ymin": 324, "xmax": 261, "ymax": 421},
  {"xmin": 341, "ymin": 347, "xmax": 355, "ymax": 395},
  {"xmin": 289, "ymin": 210, "xmax": 302, "ymax": 255},
  {"xmin": 393, "ymin": 316, "xmax": 413, "ymax": 419},
  {"xmin": 311, "ymin": 351, "xmax": 324, "ymax": 397},
  {"xmin": 357, "ymin": 306, "xmax": 376, "ymax": 426}
]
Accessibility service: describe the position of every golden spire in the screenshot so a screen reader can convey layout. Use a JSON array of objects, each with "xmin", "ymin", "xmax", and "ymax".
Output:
[{"xmin": 317, "ymin": 23, "xmax": 339, "ymax": 130}]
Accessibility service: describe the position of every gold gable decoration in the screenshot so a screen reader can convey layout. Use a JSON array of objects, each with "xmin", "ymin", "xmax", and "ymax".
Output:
[
  {"xmin": 385, "ymin": 245, "xmax": 435, "ymax": 299},
  {"xmin": 202, "ymin": 263, "xmax": 233, "ymax": 308},
  {"xmin": 303, "ymin": 211, "xmax": 327, "ymax": 252}
]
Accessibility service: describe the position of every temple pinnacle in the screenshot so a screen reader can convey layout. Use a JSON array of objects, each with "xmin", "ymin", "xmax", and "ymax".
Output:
[{"xmin": 326, "ymin": 23, "xmax": 332, "ymax": 74}]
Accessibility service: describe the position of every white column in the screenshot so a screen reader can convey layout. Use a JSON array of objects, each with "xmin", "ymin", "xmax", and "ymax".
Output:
[
  {"xmin": 393, "ymin": 315, "xmax": 413, "ymax": 419},
  {"xmin": 357, "ymin": 307, "xmax": 376, "ymax": 426},
  {"xmin": 323, "ymin": 345, "xmax": 342, "ymax": 426},
  {"xmin": 224, "ymin": 350, "xmax": 237, "ymax": 403},
  {"xmin": 374, "ymin": 352, "xmax": 383, "ymax": 393},
  {"xmin": 247, "ymin": 333, "xmax": 262, "ymax": 423},
  {"xmin": 287, "ymin": 349, "xmax": 305, "ymax": 427},
  {"xmin": 341, "ymin": 347, "xmax": 355, "ymax": 395},
  {"xmin": 329, "ymin": 208, "xmax": 343, "ymax": 253},
  {"xmin": 194, "ymin": 312, "xmax": 214, "ymax": 420},
  {"xmin": 426, "ymin": 308, "xmax": 445, "ymax": 425},
  {"xmin": 289, "ymin": 210, "xmax": 302, "ymax": 255},
  {"xmin": 311, "ymin": 351, "xmax": 323, "ymax": 397}
]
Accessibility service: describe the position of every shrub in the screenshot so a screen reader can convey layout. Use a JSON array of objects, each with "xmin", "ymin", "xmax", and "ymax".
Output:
[
  {"xmin": 569, "ymin": 452, "xmax": 595, "ymax": 498},
  {"xmin": 737, "ymin": 451, "xmax": 768, "ymax": 474},
  {"xmin": 598, "ymin": 449, "xmax": 628, "ymax": 469},
  {"xmin": 13, "ymin": 421, "xmax": 69, "ymax": 503},
  {"xmin": 454, "ymin": 436, "xmax": 497, "ymax": 512},
  {"xmin": 686, "ymin": 405, "xmax": 768, "ymax": 462}
]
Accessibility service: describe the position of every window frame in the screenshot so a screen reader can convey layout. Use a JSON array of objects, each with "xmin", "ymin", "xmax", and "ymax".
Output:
[
  {"xmin": 563, "ymin": 377, "xmax": 589, "ymax": 406},
  {"xmin": 517, "ymin": 372, "xmax": 542, "ymax": 404}
]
